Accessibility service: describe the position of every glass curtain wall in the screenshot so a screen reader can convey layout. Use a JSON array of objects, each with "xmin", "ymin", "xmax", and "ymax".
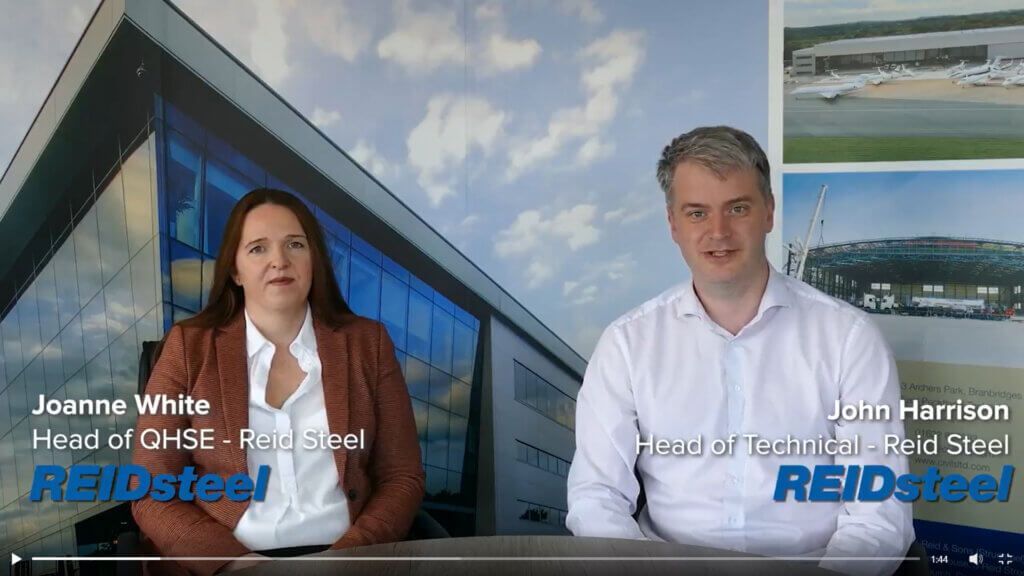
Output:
[{"xmin": 0, "ymin": 129, "xmax": 161, "ymax": 572}]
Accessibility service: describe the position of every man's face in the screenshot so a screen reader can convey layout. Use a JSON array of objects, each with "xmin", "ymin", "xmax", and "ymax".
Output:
[{"xmin": 667, "ymin": 161, "xmax": 774, "ymax": 290}]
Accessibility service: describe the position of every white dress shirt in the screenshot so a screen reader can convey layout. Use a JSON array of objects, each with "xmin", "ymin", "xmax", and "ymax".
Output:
[
  {"xmin": 567, "ymin": 267, "xmax": 914, "ymax": 576},
  {"xmin": 233, "ymin": 306, "xmax": 350, "ymax": 550}
]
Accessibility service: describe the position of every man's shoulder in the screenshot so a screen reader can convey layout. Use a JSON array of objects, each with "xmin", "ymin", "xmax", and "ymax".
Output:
[
  {"xmin": 780, "ymin": 273, "xmax": 870, "ymax": 326},
  {"xmin": 608, "ymin": 282, "xmax": 690, "ymax": 332}
]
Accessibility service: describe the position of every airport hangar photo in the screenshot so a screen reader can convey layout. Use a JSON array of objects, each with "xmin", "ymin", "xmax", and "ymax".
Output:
[
  {"xmin": 791, "ymin": 24, "xmax": 1024, "ymax": 75},
  {"xmin": 789, "ymin": 236, "xmax": 1024, "ymax": 319},
  {"xmin": 0, "ymin": 0, "xmax": 588, "ymax": 568}
]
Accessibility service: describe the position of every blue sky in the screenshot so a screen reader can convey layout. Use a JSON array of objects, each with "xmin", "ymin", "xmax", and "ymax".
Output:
[
  {"xmin": 0, "ymin": 0, "xmax": 767, "ymax": 358},
  {"xmin": 783, "ymin": 170, "xmax": 1024, "ymax": 247}
]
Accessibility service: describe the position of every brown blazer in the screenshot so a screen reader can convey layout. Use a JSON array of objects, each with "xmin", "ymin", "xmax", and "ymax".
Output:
[{"xmin": 131, "ymin": 311, "xmax": 425, "ymax": 575}]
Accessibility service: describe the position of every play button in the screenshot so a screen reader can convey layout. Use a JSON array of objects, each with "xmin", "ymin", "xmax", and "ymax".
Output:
[{"xmin": 10, "ymin": 553, "xmax": 21, "ymax": 566}]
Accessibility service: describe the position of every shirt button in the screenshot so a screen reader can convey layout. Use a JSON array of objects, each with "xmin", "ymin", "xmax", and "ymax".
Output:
[{"xmin": 733, "ymin": 385, "xmax": 741, "ymax": 392}]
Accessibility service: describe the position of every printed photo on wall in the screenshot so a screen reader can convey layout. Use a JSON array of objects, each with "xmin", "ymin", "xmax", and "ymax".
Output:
[{"xmin": 783, "ymin": 2, "xmax": 1024, "ymax": 163}]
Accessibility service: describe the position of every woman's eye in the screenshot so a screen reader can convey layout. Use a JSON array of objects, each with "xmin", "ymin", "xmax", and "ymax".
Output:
[
  {"xmin": 248, "ymin": 245, "xmax": 264, "ymax": 254},
  {"xmin": 289, "ymin": 241, "xmax": 306, "ymax": 249}
]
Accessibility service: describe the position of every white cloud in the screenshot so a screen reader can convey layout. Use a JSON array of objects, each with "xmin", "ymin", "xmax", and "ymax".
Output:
[
  {"xmin": 350, "ymin": 139, "xmax": 400, "ymax": 181},
  {"xmin": 302, "ymin": 0, "xmax": 371, "ymax": 62},
  {"xmin": 575, "ymin": 136, "xmax": 614, "ymax": 167},
  {"xmin": 604, "ymin": 187, "xmax": 661, "ymax": 225},
  {"xmin": 378, "ymin": 0, "xmax": 464, "ymax": 73},
  {"xmin": 474, "ymin": 1, "xmax": 503, "ymax": 23},
  {"xmin": 525, "ymin": 260, "xmax": 554, "ymax": 289},
  {"xmin": 494, "ymin": 204, "xmax": 600, "ymax": 258},
  {"xmin": 558, "ymin": 0, "xmax": 604, "ymax": 24},
  {"xmin": 480, "ymin": 33, "xmax": 542, "ymax": 74},
  {"xmin": 562, "ymin": 280, "xmax": 579, "ymax": 296},
  {"xmin": 310, "ymin": 107, "xmax": 342, "ymax": 129},
  {"xmin": 407, "ymin": 94, "xmax": 506, "ymax": 206},
  {"xmin": 506, "ymin": 30, "xmax": 644, "ymax": 180},
  {"xmin": 249, "ymin": 0, "xmax": 292, "ymax": 87}
]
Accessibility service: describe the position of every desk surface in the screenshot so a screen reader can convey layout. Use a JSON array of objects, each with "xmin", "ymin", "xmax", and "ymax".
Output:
[{"xmin": 239, "ymin": 535, "xmax": 839, "ymax": 575}]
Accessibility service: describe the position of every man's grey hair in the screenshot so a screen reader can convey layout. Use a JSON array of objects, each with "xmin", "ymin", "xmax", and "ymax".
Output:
[{"xmin": 656, "ymin": 126, "xmax": 772, "ymax": 206}]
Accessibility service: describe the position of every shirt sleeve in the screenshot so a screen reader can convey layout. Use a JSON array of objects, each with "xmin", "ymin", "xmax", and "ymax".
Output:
[
  {"xmin": 566, "ymin": 324, "xmax": 647, "ymax": 539},
  {"xmin": 821, "ymin": 315, "xmax": 915, "ymax": 576}
]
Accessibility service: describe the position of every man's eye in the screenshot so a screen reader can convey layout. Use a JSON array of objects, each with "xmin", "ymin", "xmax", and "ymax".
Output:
[
  {"xmin": 730, "ymin": 204, "xmax": 749, "ymax": 214},
  {"xmin": 687, "ymin": 211, "xmax": 705, "ymax": 219}
]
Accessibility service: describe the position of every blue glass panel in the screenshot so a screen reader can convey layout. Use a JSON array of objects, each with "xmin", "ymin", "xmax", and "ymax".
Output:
[
  {"xmin": 166, "ymin": 131, "xmax": 203, "ymax": 249},
  {"xmin": 448, "ymin": 415, "xmax": 467, "ymax": 473},
  {"xmin": 60, "ymin": 316, "xmax": 85, "ymax": 381},
  {"xmin": 349, "ymin": 252, "xmax": 381, "ymax": 320},
  {"xmin": 95, "ymin": 173, "xmax": 130, "ymax": 285},
  {"xmin": 268, "ymin": 175, "xmax": 296, "ymax": 195},
  {"xmin": 410, "ymin": 398, "xmax": 428, "ymax": 443},
  {"xmin": 165, "ymin": 102, "xmax": 205, "ymax": 143},
  {"xmin": 2, "ymin": 311, "xmax": 22, "ymax": 380},
  {"xmin": 318, "ymin": 209, "xmax": 350, "ymax": 244},
  {"xmin": 18, "ymin": 282, "xmax": 42, "ymax": 365},
  {"xmin": 350, "ymin": 234, "xmax": 382, "ymax": 265},
  {"xmin": 426, "ymin": 405, "xmax": 448, "ymax": 468},
  {"xmin": 405, "ymin": 356, "xmax": 429, "ymax": 403},
  {"xmin": 170, "ymin": 240, "xmax": 203, "ymax": 312},
  {"xmin": 42, "ymin": 343, "xmax": 63, "ymax": 396},
  {"xmin": 406, "ymin": 290, "xmax": 432, "ymax": 362},
  {"xmin": 452, "ymin": 321, "xmax": 475, "ymax": 383},
  {"xmin": 454, "ymin": 306, "xmax": 476, "ymax": 328},
  {"xmin": 430, "ymin": 307, "xmax": 454, "ymax": 373},
  {"xmin": 428, "ymin": 368, "xmax": 451, "ymax": 410},
  {"xmin": 35, "ymin": 264, "xmax": 59, "ymax": 348},
  {"xmin": 329, "ymin": 240, "xmax": 350, "ymax": 301},
  {"xmin": 104, "ymin": 265, "xmax": 135, "ymax": 343},
  {"xmin": 433, "ymin": 291, "xmax": 454, "ymax": 314},
  {"xmin": 204, "ymin": 160, "xmax": 256, "ymax": 256},
  {"xmin": 393, "ymin": 350, "xmax": 406, "ymax": 377},
  {"xmin": 53, "ymin": 241, "xmax": 79, "ymax": 331},
  {"xmin": 380, "ymin": 273, "xmax": 408, "ymax": 351},
  {"xmin": 447, "ymin": 471, "xmax": 463, "ymax": 497},
  {"xmin": 207, "ymin": 132, "xmax": 265, "ymax": 186},
  {"xmin": 73, "ymin": 206, "xmax": 103, "ymax": 308},
  {"xmin": 381, "ymin": 256, "xmax": 409, "ymax": 283},
  {"xmin": 451, "ymin": 380, "xmax": 471, "ymax": 418},
  {"xmin": 80, "ymin": 292, "xmax": 108, "ymax": 362},
  {"xmin": 409, "ymin": 274, "xmax": 433, "ymax": 299},
  {"xmin": 7, "ymin": 375, "xmax": 27, "ymax": 427},
  {"xmin": 0, "ymin": 390, "xmax": 10, "ymax": 439},
  {"xmin": 425, "ymin": 465, "xmax": 446, "ymax": 498}
]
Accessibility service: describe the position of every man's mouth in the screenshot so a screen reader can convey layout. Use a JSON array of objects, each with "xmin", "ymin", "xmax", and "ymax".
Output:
[{"xmin": 704, "ymin": 249, "xmax": 737, "ymax": 260}]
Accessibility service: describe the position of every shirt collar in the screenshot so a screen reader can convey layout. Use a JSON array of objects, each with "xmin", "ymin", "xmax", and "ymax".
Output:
[
  {"xmin": 244, "ymin": 304, "xmax": 317, "ymax": 359},
  {"xmin": 675, "ymin": 264, "xmax": 794, "ymax": 323}
]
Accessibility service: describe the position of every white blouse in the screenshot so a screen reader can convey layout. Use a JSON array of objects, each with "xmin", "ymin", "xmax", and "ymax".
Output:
[{"xmin": 233, "ymin": 306, "xmax": 350, "ymax": 550}]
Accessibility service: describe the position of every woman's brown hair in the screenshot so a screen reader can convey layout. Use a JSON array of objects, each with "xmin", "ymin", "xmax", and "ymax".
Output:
[{"xmin": 179, "ymin": 188, "xmax": 352, "ymax": 329}]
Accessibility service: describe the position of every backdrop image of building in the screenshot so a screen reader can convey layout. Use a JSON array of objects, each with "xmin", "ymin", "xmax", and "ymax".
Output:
[
  {"xmin": 0, "ymin": 0, "xmax": 587, "ymax": 571},
  {"xmin": 791, "ymin": 24, "xmax": 1024, "ymax": 75}
]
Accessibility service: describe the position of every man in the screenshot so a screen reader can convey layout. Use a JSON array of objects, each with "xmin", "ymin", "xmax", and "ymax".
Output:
[{"xmin": 566, "ymin": 126, "xmax": 913, "ymax": 575}]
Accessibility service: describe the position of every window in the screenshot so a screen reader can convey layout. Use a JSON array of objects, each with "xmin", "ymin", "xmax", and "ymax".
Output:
[
  {"xmin": 978, "ymin": 287, "xmax": 989, "ymax": 295},
  {"xmin": 871, "ymin": 283, "xmax": 881, "ymax": 290},
  {"xmin": 933, "ymin": 285, "xmax": 943, "ymax": 293},
  {"xmin": 513, "ymin": 361, "xmax": 576, "ymax": 430},
  {"xmin": 517, "ymin": 499, "xmax": 567, "ymax": 527},
  {"xmin": 515, "ymin": 440, "xmax": 571, "ymax": 478},
  {"xmin": 923, "ymin": 285, "xmax": 932, "ymax": 292},
  {"xmin": 881, "ymin": 283, "xmax": 891, "ymax": 291},
  {"xmin": 1014, "ymin": 286, "xmax": 1021, "ymax": 295}
]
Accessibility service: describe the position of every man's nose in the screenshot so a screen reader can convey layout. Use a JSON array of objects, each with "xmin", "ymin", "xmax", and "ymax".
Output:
[{"xmin": 708, "ymin": 212, "xmax": 731, "ymax": 240}]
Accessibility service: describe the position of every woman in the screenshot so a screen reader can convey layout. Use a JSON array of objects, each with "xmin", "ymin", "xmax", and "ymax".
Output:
[{"xmin": 132, "ymin": 188, "xmax": 425, "ymax": 575}]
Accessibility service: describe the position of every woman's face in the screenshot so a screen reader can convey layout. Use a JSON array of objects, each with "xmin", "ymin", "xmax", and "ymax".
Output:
[{"xmin": 232, "ymin": 203, "xmax": 314, "ymax": 316}]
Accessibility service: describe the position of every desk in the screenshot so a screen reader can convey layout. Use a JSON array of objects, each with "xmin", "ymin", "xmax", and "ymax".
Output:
[{"xmin": 238, "ymin": 535, "xmax": 838, "ymax": 575}]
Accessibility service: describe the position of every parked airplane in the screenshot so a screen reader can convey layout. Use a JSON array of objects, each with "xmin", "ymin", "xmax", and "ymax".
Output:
[
  {"xmin": 790, "ymin": 78, "xmax": 866, "ymax": 101},
  {"xmin": 951, "ymin": 59, "xmax": 991, "ymax": 79},
  {"xmin": 945, "ymin": 60, "xmax": 968, "ymax": 77},
  {"xmin": 957, "ymin": 72, "xmax": 994, "ymax": 86}
]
